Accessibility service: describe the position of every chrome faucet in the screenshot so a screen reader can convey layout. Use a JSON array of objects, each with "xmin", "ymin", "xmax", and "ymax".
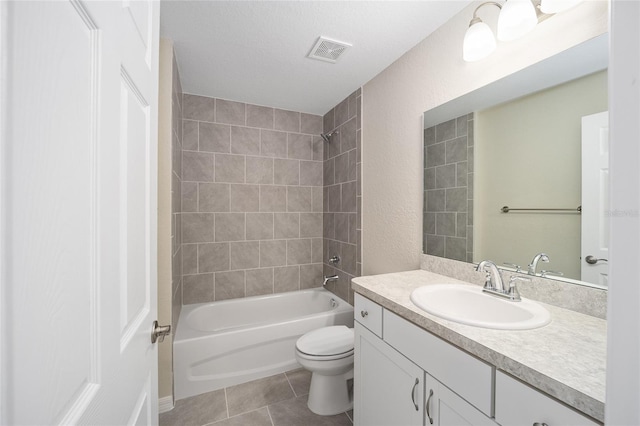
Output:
[
  {"xmin": 527, "ymin": 253, "xmax": 549, "ymax": 275},
  {"xmin": 475, "ymin": 260, "xmax": 504, "ymax": 292},
  {"xmin": 476, "ymin": 260, "xmax": 529, "ymax": 301},
  {"xmin": 323, "ymin": 275, "xmax": 339, "ymax": 286}
]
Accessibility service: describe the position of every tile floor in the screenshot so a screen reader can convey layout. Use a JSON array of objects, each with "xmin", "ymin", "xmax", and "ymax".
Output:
[{"xmin": 160, "ymin": 369, "xmax": 353, "ymax": 426}]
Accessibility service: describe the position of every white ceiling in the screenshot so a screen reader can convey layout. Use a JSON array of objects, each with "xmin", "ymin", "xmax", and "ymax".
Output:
[{"xmin": 160, "ymin": 1, "xmax": 473, "ymax": 115}]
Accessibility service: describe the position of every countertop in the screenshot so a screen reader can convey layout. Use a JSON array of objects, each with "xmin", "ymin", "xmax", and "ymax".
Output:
[{"xmin": 351, "ymin": 269, "xmax": 607, "ymax": 423}]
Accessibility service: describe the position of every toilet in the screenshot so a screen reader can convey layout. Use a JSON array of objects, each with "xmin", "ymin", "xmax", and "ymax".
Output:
[{"xmin": 295, "ymin": 325, "xmax": 354, "ymax": 416}]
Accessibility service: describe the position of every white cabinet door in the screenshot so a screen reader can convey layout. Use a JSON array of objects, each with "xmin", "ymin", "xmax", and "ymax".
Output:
[
  {"xmin": 354, "ymin": 323, "xmax": 424, "ymax": 426},
  {"xmin": 1, "ymin": 1, "xmax": 159, "ymax": 424},
  {"xmin": 424, "ymin": 374, "xmax": 498, "ymax": 426}
]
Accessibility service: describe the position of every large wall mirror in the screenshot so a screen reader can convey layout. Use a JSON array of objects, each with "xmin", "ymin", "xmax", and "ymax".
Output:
[{"xmin": 423, "ymin": 34, "xmax": 609, "ymax": 289}]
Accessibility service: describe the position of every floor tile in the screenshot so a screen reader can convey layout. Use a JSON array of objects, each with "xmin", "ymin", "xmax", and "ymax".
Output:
[
  {"xmin": 285, "ymin": 368, "xmax": 312, "ymax": 397},
  {"xmin": 226, "ymin": 373, "xmax": 295, "ymax": 417},
  {"xmin": 268, "ymin": 395, "xmax": 352, "ymax": 426},
  {"xmin": 160, "ymin": 389, "xmax": 227, "ymax": 426},
  {"xmin": 208, "ymin": 407, "xmax": 272, "ymax": 426}
]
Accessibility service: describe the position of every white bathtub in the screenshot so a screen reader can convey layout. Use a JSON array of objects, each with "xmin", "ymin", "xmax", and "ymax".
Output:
[{"xmin": 173, "ymin": 288, "xmax": 354, "ymax": 400}]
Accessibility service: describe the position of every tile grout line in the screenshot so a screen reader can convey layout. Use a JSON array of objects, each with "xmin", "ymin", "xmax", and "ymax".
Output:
[
  {"xmin": 284, "ymin": 371, "xmax": 297, "ymax": 398},
  {"xmin": 345, "ymin": 409, "xmax": 353, "ymax": 423},
  {"xmin": 266, "ymin": 405, "xmax": 276, "ymax": 426},
  {"xmin": 224, "ymin": 387, "xmax": 230, "ymax": 420}
]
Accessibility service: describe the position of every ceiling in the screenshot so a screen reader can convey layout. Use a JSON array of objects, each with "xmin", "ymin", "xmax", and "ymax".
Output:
[{"xmin": 160, "ymin": 1, "xmax": 473, "ymax": 115}]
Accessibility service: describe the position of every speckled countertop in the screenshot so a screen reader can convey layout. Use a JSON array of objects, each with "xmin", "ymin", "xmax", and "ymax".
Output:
[{"xmin": 351, "ymin": 269, "xmax": 606, "ymax": 423}]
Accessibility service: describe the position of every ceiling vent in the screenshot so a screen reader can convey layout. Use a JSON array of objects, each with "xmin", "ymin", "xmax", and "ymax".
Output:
[{"xmin": 307, "ymin": 37, "xmax": 351, "ymax": 64}]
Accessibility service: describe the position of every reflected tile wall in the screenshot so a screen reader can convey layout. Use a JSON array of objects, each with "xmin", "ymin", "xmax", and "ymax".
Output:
[
  {"xmin": 424, "ymin": 114, "xmax": 474, "ymax": 263},
  {"xmin": 181, "ymin": 94, "xmax": 324, "ymax": 304},
  {"xmin": 323, "ymin": 89, "xmax": 362, "ymax": 305}
]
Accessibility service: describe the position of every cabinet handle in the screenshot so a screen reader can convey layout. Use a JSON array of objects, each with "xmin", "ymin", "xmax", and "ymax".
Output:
[
  {"xmin": 410, "ymin": 378, "xmax": 419, "ymax": 411},
  {"xmin": 426, "ymin": 389, "xmax": 434, "ymax": 424},
  {"xmin": 533, "ymin": 423, "xmax": 549, "ymax": 426},
  {"xmin": 361, "ymin": 310, "xmax": 368, "ymax": 318}
]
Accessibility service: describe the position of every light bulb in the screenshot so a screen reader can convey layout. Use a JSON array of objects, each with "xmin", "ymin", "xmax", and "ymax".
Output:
[
  {"xmin": 463, "ymin": 20, "xmax": 497, "ymax": 62},
  {"xmin": 497, "ymin": 0, "xmax": 538, "ymax": 42},
  {"xmin": 540, "ymin": 0, "xmax": 583, "ymax": 14}
]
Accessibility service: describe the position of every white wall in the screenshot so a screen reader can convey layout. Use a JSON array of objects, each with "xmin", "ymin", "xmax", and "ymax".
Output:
[
  {"xmin": 475, "ymin": 71, "xmax": 607, "ymax": 280},
  {"xmin": 361, "ymin": 0, "xmax": 608, "ymax": 275}
]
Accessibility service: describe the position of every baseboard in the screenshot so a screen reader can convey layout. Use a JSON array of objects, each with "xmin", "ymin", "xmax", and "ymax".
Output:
[{"xmin": 159, "ymin": 396, "xmax": 174, "ymax": 413}]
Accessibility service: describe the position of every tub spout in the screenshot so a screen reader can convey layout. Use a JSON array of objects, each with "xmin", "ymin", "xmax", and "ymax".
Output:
[{"xmin": 323, "ymin": 275, "xmax": 339, "ymax": 286}]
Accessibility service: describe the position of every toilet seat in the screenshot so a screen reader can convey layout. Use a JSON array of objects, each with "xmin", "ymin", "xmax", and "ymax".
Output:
[{"xmin": 296, "ymin": 326, "xmax": 354, "ymax": 360}]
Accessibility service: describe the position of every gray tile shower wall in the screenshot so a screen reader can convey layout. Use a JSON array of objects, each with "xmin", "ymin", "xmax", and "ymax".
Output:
[
  {"xmin": 181, "ymin": 94, "xmax": 324, "ymax": 304},
  {"xmin": 323, "ymin": 89, "xmax": 362, "ymax": 305},
  {"xmin": 424, "ymin": 114, "xmax": 474, "ymax": 263},
  {"xmin": 171, "ymin": 54, "xmax": 183, "ymax": 328}
]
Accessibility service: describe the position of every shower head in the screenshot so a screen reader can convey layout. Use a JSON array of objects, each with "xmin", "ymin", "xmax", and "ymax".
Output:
[{"xmin": 320, "ymin": 130, "xmax": 338, "ymax": 143}]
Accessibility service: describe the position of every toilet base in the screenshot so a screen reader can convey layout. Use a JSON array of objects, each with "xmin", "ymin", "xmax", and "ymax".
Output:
[{"xmin": 306, "ymin": 369, "xmax": 354, "ymax": 416}]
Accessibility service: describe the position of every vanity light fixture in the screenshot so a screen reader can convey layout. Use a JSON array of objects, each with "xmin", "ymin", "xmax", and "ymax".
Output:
[{"xmin": 463, "ymin": 0, "xmax": 584, "ymax": 62}]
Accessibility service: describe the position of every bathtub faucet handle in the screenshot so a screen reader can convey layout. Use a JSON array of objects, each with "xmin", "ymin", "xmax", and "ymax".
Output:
[
  {"xmin": 322, "ymin": 275, "xmax": 339, "ymax": 286},
  {"xmin": 329, "ymin": 256, "xmax": 340, "ymax": 265}
]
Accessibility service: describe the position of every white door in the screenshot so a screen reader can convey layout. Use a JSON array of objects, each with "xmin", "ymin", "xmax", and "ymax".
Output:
[
  {"xmin": 1, "ymin": 1, "xmax": 160, "ymax": 424},
  {"xmin": 581, "ymin": 111, "xmax": 609, "ymax": 286}
]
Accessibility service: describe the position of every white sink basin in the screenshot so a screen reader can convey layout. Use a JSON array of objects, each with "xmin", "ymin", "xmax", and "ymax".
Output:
[{"xmin": 410, "ymin": 284, "xmax": 551, "ymax": 330}]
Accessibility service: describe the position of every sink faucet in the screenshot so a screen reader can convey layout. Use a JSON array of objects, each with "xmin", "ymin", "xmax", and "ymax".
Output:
[
  {"xmin": 527, "ymin": 253, "xmax": 549, "ymax": 275},
  {"xmin": 476, "ymin": 260, "xmax": 531, "ymax": 301},
  {"xmin": 323, "ymin": 275, "xmax": 339, "ymax": 286},
  {"xmin": 475, "ymin": 260, "xmax": 504, "ymax": 292}
]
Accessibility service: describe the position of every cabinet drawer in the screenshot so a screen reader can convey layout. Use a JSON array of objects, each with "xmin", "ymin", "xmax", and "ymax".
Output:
[
  {"xmin": 495, "ymin": 371, "xmax": 600, "ymax": 426},
  {"xmin": 354, "ymin": 294, "xmax": 383, "ymax": 337},
  {"xmin": 383, "ymin": 310, "xmax": 494, "ymax": 417}
]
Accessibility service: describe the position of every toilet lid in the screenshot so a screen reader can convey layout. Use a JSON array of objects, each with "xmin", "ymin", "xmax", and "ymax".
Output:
[{"xmin": 296, "ymin": 326, "xmax": 354, "ymax": 357}]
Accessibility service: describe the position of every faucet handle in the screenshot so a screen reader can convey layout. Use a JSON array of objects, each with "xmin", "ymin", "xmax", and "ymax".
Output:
[
  {"xmin": 506, "ymin": 276, "xmax": 530, "ymax": 301},
  {"xmin": 482, "ymin": 270, "xmax": 494, "ymax": 290},
  {"xmin": 503, "ymin": 263, "xmax": 522, "ymax": 273},
  {"xmin": 540, "ymin": 270, "xmax": 564, "ymax": 278}
]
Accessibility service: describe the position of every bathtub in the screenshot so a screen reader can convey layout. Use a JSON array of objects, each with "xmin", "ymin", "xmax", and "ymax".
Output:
[{"xmin": 173, "ymin": 288, "xmax": 354, "ymax": 400}]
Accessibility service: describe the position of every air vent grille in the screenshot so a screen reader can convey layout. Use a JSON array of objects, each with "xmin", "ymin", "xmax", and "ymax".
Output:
[{"xmin": 307, "ymin": 37, "xmax": 351, "ymax": 64}]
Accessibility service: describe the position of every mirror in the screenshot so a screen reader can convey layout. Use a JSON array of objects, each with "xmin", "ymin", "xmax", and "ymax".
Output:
[{"xmin": 423, "ymin": 34, "xmax": 609, "ymax": 289}]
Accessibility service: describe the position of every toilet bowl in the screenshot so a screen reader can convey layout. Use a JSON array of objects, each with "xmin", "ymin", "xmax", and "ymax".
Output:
[{"xmin": 295, "ymin": 325, "xmax": 354, "ymax": 416}]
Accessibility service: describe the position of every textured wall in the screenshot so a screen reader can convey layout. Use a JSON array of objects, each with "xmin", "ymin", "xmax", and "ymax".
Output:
[
  {"xmin": 361, "ymin": 1, "xmax": 608, "ymax": 275},
  {"xmin": 180, "ymin": 95, "xmax": 324, "ymax": 303},
  {"xmin": 322, "ymin": 89, "xmax": 362, "ymax": 305}
]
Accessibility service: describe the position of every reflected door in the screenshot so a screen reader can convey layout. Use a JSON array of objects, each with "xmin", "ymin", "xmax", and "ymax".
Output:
[{"xmin": 581, "ymin": 111, "xmax": 609, "ymax": 286}]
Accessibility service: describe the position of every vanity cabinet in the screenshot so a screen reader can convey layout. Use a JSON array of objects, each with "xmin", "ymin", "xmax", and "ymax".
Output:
[
  {"xmin": 353, "ymin": 293, "xmax": 602, "ymax": 426},
  {"xmin": 353, "ymin": 294, "xmax": 496, "ymax": 426},
  {"xmin": 495, "ymin": 371, "xmax": 600, "ymax": 426}
]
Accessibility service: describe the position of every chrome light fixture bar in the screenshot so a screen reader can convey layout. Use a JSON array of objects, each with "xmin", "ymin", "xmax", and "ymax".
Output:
[{"xmin": 463, "ymin": 0, "xmax": 583, "ymax": 62}]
